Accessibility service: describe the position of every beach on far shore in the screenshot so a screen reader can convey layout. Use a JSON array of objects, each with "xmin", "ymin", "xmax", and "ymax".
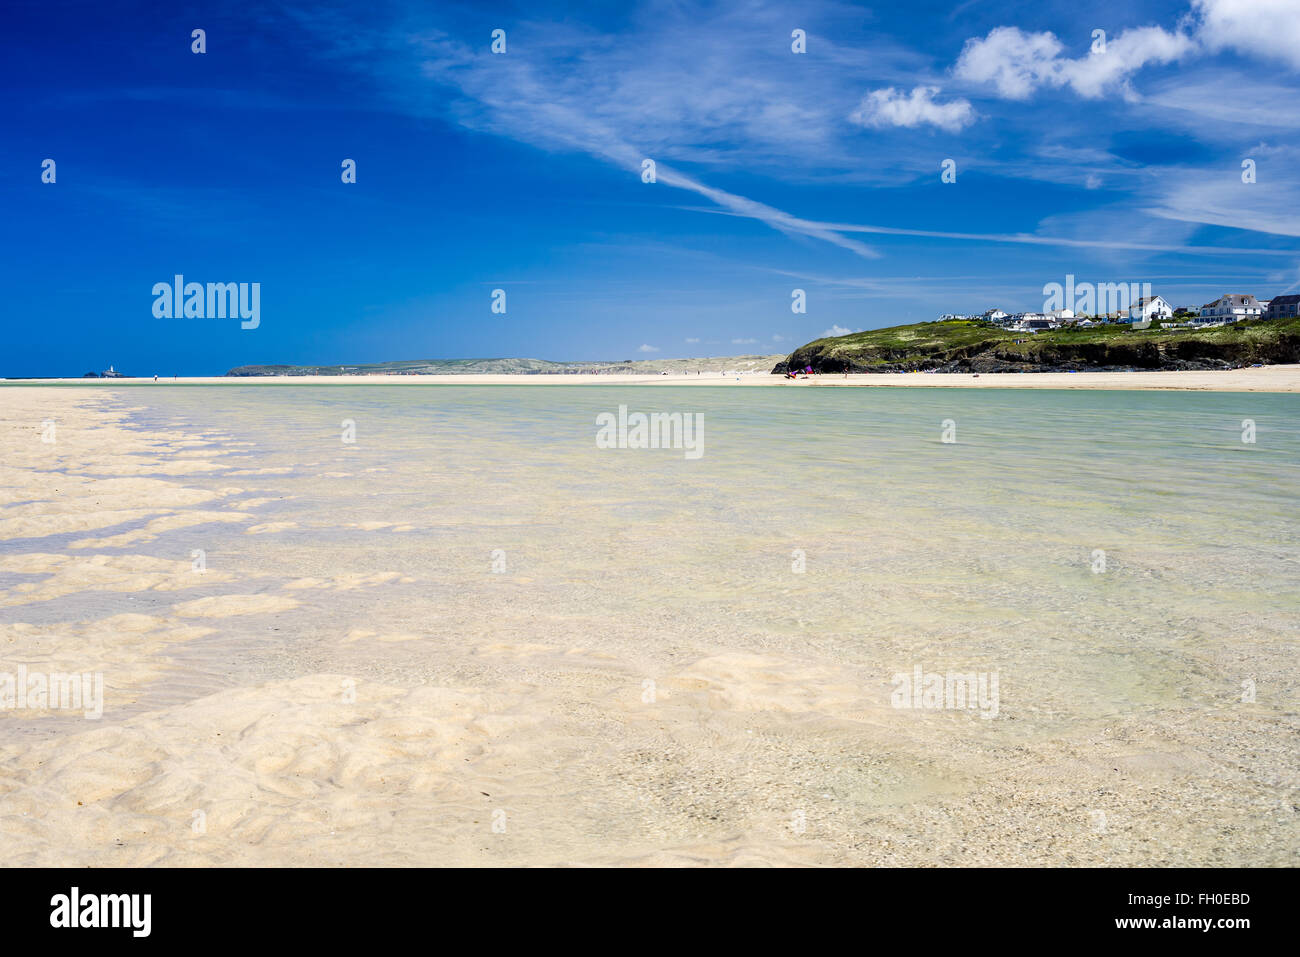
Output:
[{"xmin": 6, "ymin": 364, "xmax": 1300, "ymax": 392}]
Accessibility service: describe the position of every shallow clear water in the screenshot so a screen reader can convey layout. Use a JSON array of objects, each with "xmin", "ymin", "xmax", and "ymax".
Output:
[
  {"xmin": 104, "ymin": 385, "xmax": 1300, "ymax": 725},
  {"xmin": 4, "ymin": 383, "xmax": 1297, "ymax": 865}
]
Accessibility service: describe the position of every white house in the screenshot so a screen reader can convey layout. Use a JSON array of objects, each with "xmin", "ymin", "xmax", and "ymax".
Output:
[
  {"xmin": 982, "ymin": 308, "xmax": 1009, "ymax": 321},
  {"xmin": 1128, "ymin": 295, "xmax": 1173, "ymax": 323},
  {"xmin": 1198, "ymin": 294, "xmax": 1263, "ymax": 323},
  {"xmin": 1012, "ymin": 313, "xmax": 1060, "ymax": 332}
]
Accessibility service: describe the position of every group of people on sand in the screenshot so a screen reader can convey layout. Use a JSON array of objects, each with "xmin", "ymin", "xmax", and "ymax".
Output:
[{"xmin": 784, "ymin": 365, "xmax": 814, "ymax": 379}]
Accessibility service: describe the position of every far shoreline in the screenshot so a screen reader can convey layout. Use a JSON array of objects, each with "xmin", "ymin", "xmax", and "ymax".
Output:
[{"xmin": 4, "ymin": 365, "xmax": 1300, "ymax": 392}]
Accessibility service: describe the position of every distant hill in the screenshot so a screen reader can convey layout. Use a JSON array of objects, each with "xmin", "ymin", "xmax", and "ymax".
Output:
[
  {"xmin": 774, "ymin": 317, "xmax": 1300, "ymax": 373},
  {"xmin": 227, "ymin": 358, "xmax": 566, "ymax": 376},
  {"xmin": 226, "ymin": 355, "xmax": 784, "ymax": 376}
]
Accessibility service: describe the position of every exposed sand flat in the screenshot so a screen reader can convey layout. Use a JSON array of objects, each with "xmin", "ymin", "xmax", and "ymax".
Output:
[
  {"xmin": 6, "ymin": 364, "xmax": 1300, "ymax": 391},
  {"xmin": 0, "ymin": 385, "xmax": 1295, "ymax": 867}
]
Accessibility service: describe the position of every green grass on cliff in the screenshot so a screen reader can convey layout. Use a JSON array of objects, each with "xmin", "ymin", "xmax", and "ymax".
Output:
[
  {"xmin": 815, "ymin": 319, "xmax": 1014, "ymax": 352},
  {"xmin": 786, "ymin": 316, "xmax": 1300, "ymax": 368}
]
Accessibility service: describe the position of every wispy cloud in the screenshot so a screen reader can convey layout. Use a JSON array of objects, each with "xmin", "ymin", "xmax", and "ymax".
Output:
[
  {"xmin": 683, "ymin": 205, "xmax": 1299, "ymax": 256},
  {"xmin": 281, "ymin": 2, "xmax": 908, "ymax": 258},
  {"xmin": 282, "ymin": 0, "xmax": 1300, "ymax": 266},
  {"xmin": 1145, "ymin": 147, "xmax": 1300, "ymax": 238},
  {"xmin": 1143, "ymin": 74, "xmax": 1300, "ymax": 129}
]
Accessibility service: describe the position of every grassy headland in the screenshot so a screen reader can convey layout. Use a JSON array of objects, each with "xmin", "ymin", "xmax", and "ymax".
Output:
[{"xmin": 774, "ymin": 316, "xmax": 1300, "ymax": 374}]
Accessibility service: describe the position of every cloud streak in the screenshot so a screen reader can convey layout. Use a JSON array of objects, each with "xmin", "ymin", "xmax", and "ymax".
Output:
[
  {"xmin": 681, "ymin": 206, "xmax": 1299, "ymax": 256},
  {"xmin": 285, "ymin": 5, "xmax": 885, "ymax": 258}
]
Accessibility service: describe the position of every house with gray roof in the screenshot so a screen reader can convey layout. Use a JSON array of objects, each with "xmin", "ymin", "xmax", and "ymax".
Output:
[
  {"xmin": 1265, "ymin": 294, "xmax": 1300, "ymax": 319},
  {"xmin": 1198, "ymin": 294, "xmax": 1263, "ymax": 323}
]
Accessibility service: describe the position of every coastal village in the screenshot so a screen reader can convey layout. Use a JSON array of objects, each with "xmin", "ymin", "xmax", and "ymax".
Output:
[{"xmin": 943, "ymin": 292, "xmax": 1300, "ymax": 332}]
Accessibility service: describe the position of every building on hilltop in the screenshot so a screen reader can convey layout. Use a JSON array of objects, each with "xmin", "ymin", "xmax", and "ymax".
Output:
[
  {"xmin": 1128, "ymin": 296, "xmax": 1173, "ymax": 323},
  {"xmin": 1010, "ymin": 313, "xmax": 1061, "ymax": 332},
  {"xmin": 1198, "ymin": 294, "xmax": 1263, "ymax": 323},
  {"xmin": 1265, "ymin": 294, "xmax": 1300, "ymax": 319}
]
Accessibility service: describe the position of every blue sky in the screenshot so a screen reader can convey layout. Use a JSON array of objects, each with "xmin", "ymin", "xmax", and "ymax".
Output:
[{"xmin": 4, "ymin": 0, "xmax": 1299, "ymax": 375}]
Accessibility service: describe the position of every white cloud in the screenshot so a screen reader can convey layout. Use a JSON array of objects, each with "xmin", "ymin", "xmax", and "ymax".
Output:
[
  {"xmin": 637, "ymin": 343, "xmax": 659, "ymax": 353},
  {"xmin": 1085, "ymin": 174, "xmax": 1102, "ymax": 190},
  {"xmin": 731, "ymin": 337, "xmax": 757, "ymax": 344},
  {"xmin": 684, "ymin": 337, "xmax": 700, "ymax": 343},
  {"xmin": 954, "ymin": 5, "xmax": 1297, "ymax": 106},
  {"xmin": 850, "ymin": 86, "xmax": 975, "ymax": 132},
  {"xmin": 821, "ymin": 325, "xmax": 860, "ymax": 337},
  {"xmin": 954, "ymin": 25, "xmax": 1193, "ymax": 101},
  {"xmin": 1061, "ymin": 27, "xmax": 1195, "ymax": 99},
  {"xmin": 772, "ymin": 334, "xmax": 785, "ymax": 342},
  {"xmin": 1194, "ymin": 0, "xmax": 1300, "ymax": 70},
  {"xmin": 953, "ymin": 27, "xmax": 1064, "ymax": 100}
]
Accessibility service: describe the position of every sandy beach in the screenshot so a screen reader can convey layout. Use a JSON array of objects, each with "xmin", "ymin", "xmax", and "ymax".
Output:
[
  {"xmin": 12, "ymin": 0, "xmax": 1300, "ymax": 902},
  {"xmin": 1, "ymin": 384, "xmax": 1296, "ymax": 867},
  {"xmin": 7, "ymin": 364, "xmax": 1300, "ymax": 391}
]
